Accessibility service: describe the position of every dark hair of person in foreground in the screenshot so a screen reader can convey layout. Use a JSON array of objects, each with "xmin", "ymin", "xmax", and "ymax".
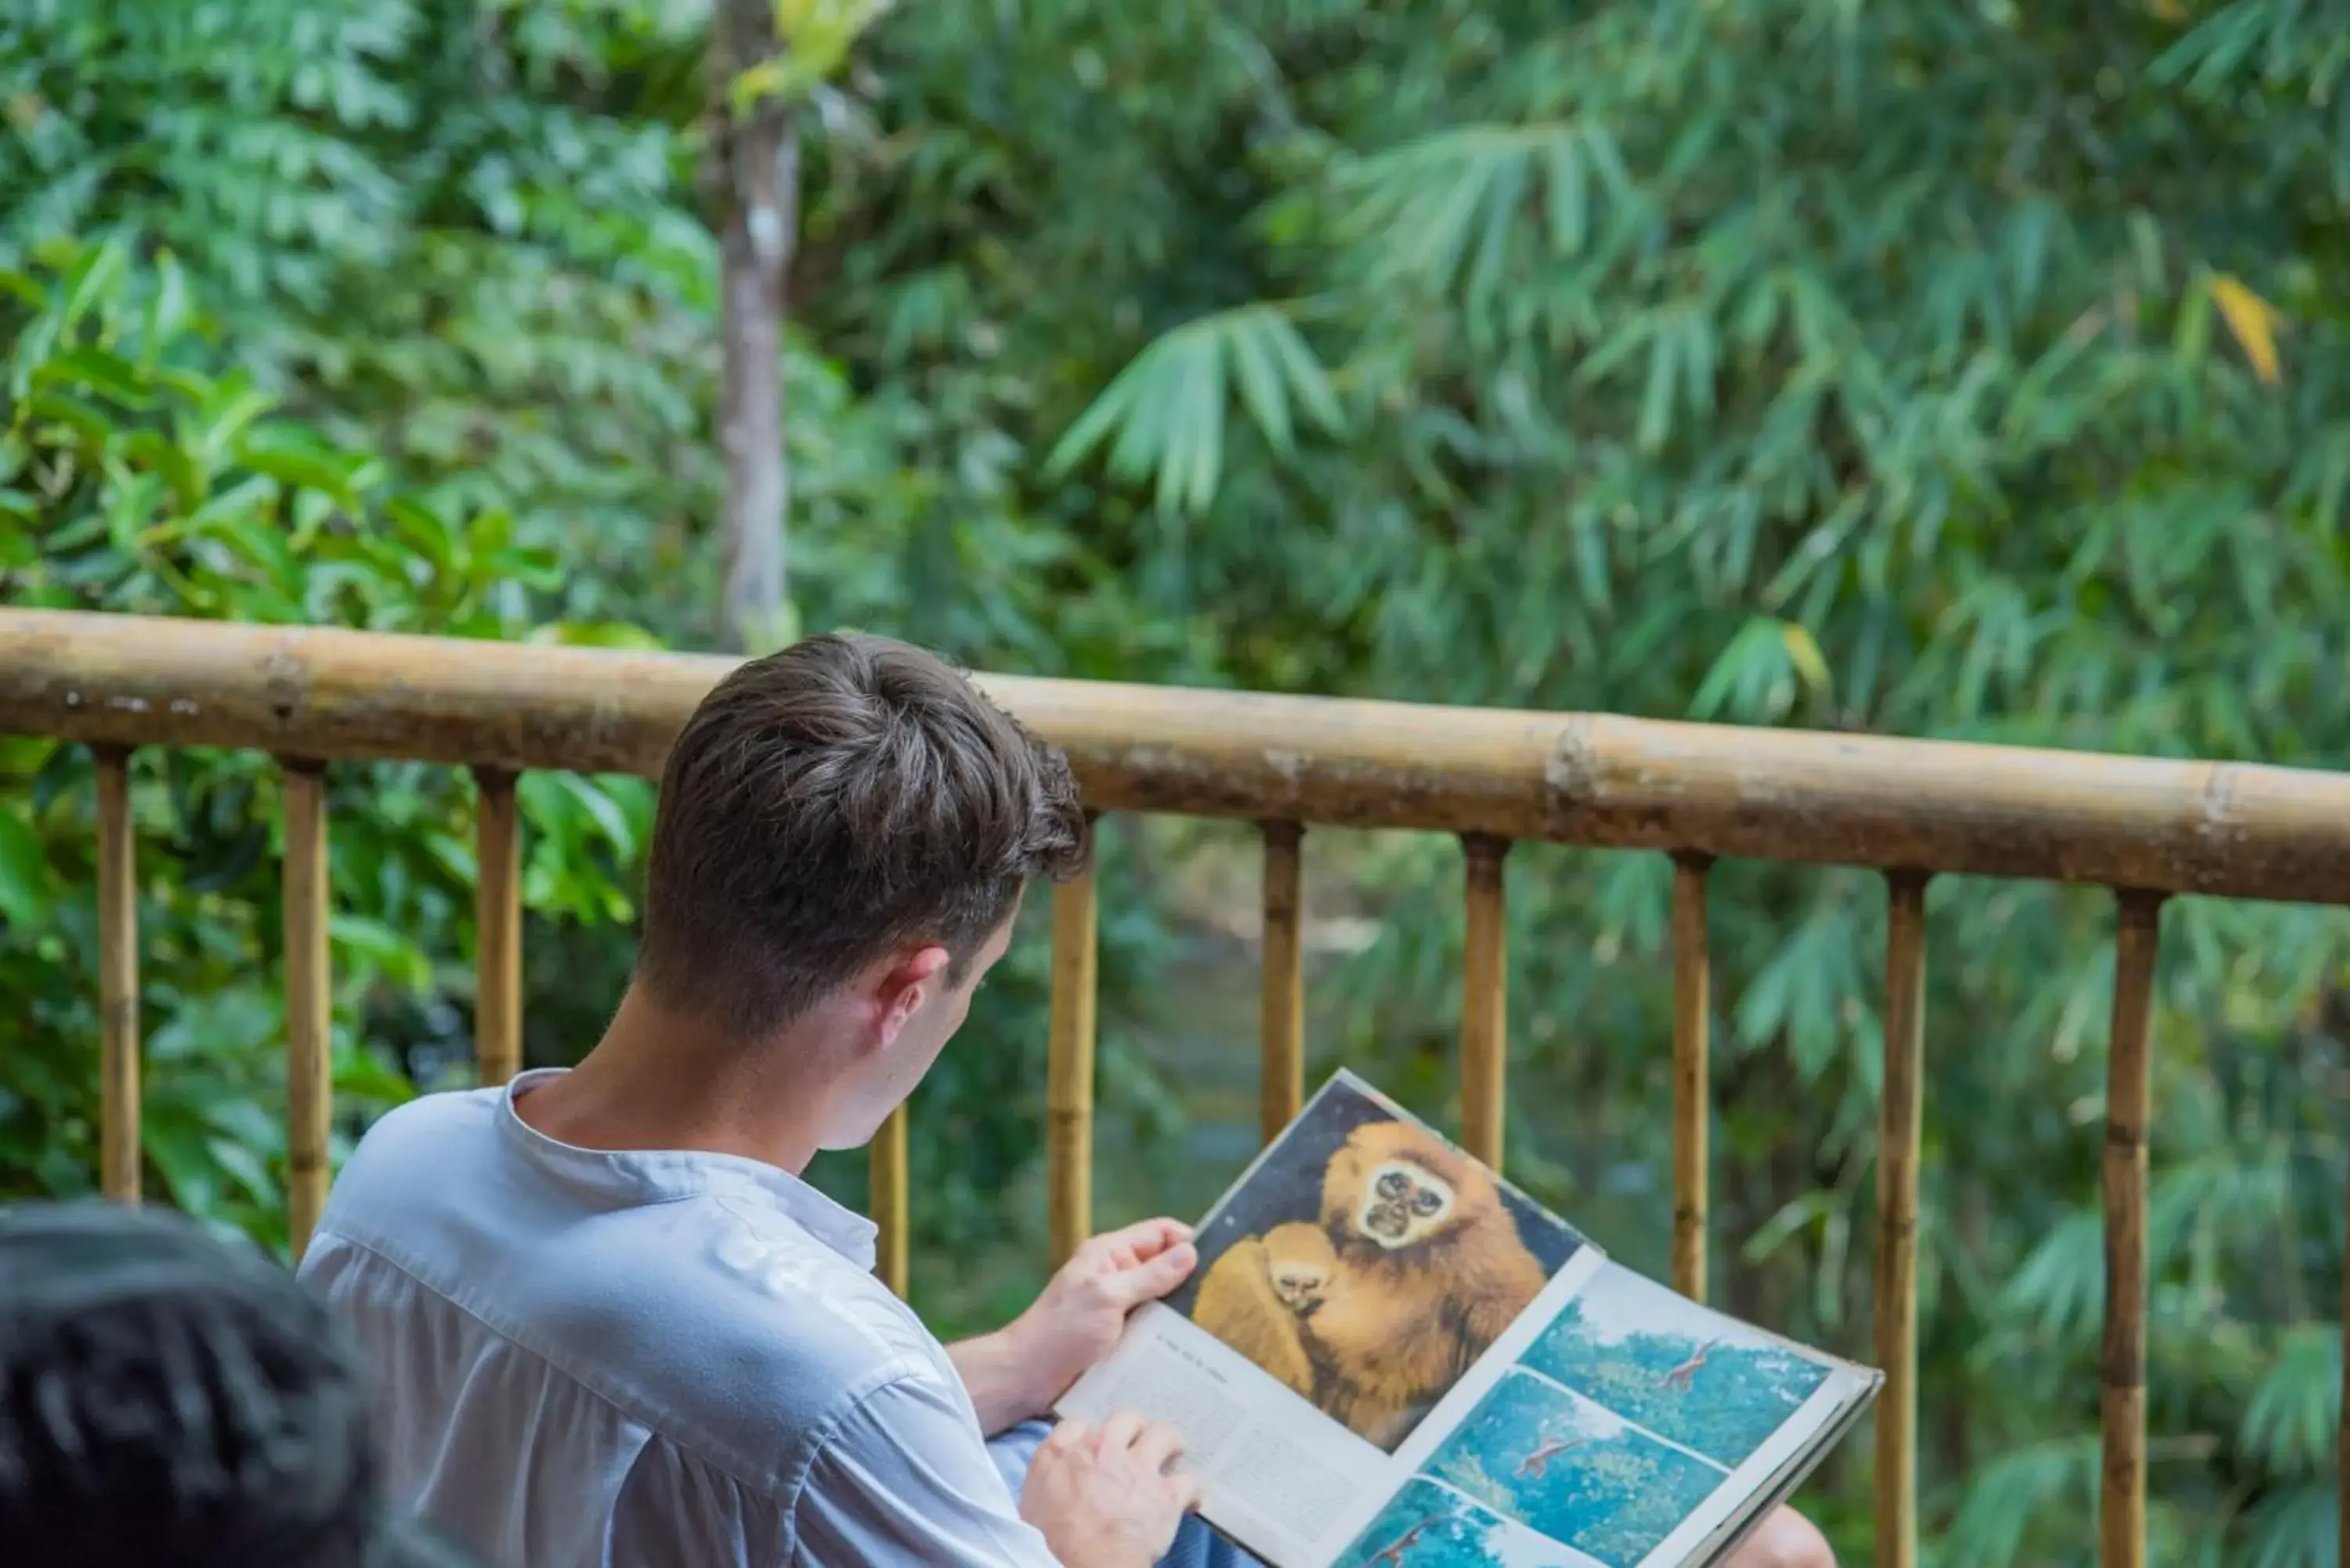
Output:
[{"xmin": 0, "ymin": 1199, "xmax": 482, "ymax": 1568}]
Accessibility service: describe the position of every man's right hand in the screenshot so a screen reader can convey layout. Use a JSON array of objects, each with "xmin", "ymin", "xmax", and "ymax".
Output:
[{"xmin": 1019, "ymin": 1411, "xmax": 1202, "ymax": 1568}]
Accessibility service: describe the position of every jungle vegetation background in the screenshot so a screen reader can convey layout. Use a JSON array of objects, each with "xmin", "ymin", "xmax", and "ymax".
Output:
[{"xmin": 5, "ymin": 1, "xmax": 2349, "ymax": 1563}]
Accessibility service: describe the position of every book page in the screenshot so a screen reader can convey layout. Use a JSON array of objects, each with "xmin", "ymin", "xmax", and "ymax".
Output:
[
  {"xmin": 1315, "ymin": 1260, "xmax": 1880, "ymax": 1568},
  {"xmin": 1340, "ymin": 1479, "xmax": 1612, "ymax": 1568},
  {"xmin": 1057, "ymin": 1069, "xmax": 1877, "ymax": 1568},
  {"xmin": 1152, "ymin": 1071, "xmax": 1592, "ymax": 1455},
  {"xmin": 1682, "ymin": 1392, "xmax": 1877, "ymax": 1567},
  {"xmin": 1058, "ymin": 1306, "xmax": 1390, "ymax": 1566},
  {"xmin": 1055, "ymin": 1070, "xmax": 1597, "ymax": 1566}
]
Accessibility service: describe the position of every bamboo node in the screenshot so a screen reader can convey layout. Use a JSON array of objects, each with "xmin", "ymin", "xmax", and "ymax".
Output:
[
  {"xmin": 1543, "ymin": 716, "xmax": 1598, "ymax": 806},
  {"xmin": 1462, "ymin": 831, "xmax": 1511, "ymax": 861}
]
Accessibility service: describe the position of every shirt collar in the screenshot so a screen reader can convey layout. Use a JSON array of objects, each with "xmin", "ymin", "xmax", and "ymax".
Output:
[{"xmin": 495, "ymin": 1068, "xmax": 880, "ymax": 1268}]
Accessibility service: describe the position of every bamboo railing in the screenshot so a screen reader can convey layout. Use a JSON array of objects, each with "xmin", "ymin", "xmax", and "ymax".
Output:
[{"xmin": 5, "ymin": 605, "xmax": 2350, "ymax": 1568}]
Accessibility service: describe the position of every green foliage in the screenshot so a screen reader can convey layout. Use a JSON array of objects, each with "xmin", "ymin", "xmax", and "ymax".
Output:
[
  {"xmin": 0, "ymin": 237, "xmax": 651, "ymax": 1255},
  {"xmin": 741, "ymin": 0, "xmax": 893, "ymax": 110},
  {"xmin": 1, "ymin": 0, "xmax": 719, "ymax": 630}
]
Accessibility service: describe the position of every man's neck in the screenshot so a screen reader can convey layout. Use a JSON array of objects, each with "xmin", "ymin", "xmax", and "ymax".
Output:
[{"xmin": 511, "ymin": 985, "xmax": 835, "ymax": 1175}]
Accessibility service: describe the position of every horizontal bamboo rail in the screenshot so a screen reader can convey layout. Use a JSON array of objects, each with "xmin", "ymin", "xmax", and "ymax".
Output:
[
  {"xmin": 4, "ymin": 605, "xmax": 2343, "ymax": 1568},
  {"xmin": 6, "ymin": 608, "xmax": 2350, "ymax": 901}
]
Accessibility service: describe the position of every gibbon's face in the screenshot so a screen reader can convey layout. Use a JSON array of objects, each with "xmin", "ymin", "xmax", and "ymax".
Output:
[
  {"xmin": 1355, "ymin": 1159, "xmax": 1454, "ymax": 1248},
  {"xmin": 1325, "ymin": 1123, "xmax": 1504, "ymax": 1259},
  {"xmin": 1322, "ymin": 1120, "xmax": 1496, "ymax": 1254},
  {"xmin": 1270, "ymin": 1259, "xmax": 1328, "ymax": 1310},
  {"xmin": 1261, "ymin": 1222, "xmax": 1336, "ymax": 1312}
]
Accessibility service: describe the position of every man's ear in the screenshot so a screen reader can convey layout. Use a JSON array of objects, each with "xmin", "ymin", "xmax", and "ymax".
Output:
[{"xmin": 872, "ymin": 943, "xmax": 952, "ymax": 1048}]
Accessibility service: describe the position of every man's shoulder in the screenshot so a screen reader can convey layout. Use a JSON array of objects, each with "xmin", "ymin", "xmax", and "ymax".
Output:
[
  {"xmin": 302, "ymin": 1086, "xmax": 498, "ymax": 1257},
  {"xmin": 496, "ymin": 1197, "xmax": 964, "ymax": 1490},
  {"xmin": 332, "ymin": 1082, "xmax": 503, "ymax": 1190},
  {"xmin": 309, "ymin": 1143, "xmax": 960, "ymax": 1494},
  {"xmin": 665, "ymin": 1196, "xmax": 956, "ymax": 1411}
]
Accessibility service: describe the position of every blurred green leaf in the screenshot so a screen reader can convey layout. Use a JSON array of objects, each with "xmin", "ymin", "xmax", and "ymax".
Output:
[{"xmin": 0, "ymin": 809, "xmax": 52, "ymax": 927}]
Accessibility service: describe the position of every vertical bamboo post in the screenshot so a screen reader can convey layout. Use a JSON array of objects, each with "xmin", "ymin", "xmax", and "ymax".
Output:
[
  {"xmin": 94, "ymin": 746, "xmax": 141, "ymax": 1203},
  {"xmin": 1259, "ymin": 821, "xmax": 1306, "ymax": 1145},
  {"xmin": 2102, "ymin": 890, "xmax": 2164, "ymax": 1568},
  {"xmin": 1669, "ymin": 852, "xmax": 1713, "ymax": 1301},
  {"xmin": 472, "ymin": 768, "xmax": 523, "ymax": 1088},
  {"xmin": 1875, "ymin": 870, "xmax": 1930, "ymax": 1568},
  {"xmin": 1459, "ymin": 834, "xmax": 1509, "ymax": 1169},
  {"xmin": 280, "ymin": 761, "xmax": 332, "ymax": 1262},
  {"xmin": 873, "ymin": 1104, "xmax": 909, "ymax": 1297},
  {"xmin": 1046, "ymin": 822, "xmax": 1100, "ymax": 1268}
]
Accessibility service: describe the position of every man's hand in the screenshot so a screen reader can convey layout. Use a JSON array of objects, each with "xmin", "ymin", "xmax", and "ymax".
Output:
[
  {"xmin": 1019, "ymin": 1412, "xmax": 1202, "ymax": 1568},
  {"xmin": 951, "ymin": 1218, "xmax": 1198, "ymax": 1433}
]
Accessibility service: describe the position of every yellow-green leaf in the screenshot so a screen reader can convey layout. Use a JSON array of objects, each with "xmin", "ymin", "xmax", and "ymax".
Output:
[
  {"xmin": 2206, "ymin": 273, "xmax": 2282, "ymax": 385},
  {"xmin": 1781, "ymin": 620, "xmax": 1832, "ymax": 694}
]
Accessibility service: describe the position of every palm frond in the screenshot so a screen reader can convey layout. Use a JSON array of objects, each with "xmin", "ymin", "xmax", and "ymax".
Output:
[
  {"xmin": 1043, "ymin": 303, "xmax": 1344, "ymax": 513},
  {"xmin": 1329, "ymin": 120, "xmax": 1635, "ymax": 305},
  {"xmin": 2239, "ymin": 1323, "xmax": 2341, "ymax": 1476},
  {"xmin": 1940, "ymin": 1433, "xmax": 2099, "ymax": 1568}
]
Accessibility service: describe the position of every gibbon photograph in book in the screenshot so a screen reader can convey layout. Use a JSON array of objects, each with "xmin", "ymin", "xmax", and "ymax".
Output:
[{"xmin": 1166, "ymin": 1072, "xmax": 1587, "ymax": 1453}]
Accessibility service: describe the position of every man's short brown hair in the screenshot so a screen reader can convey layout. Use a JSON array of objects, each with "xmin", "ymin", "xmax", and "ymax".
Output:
[{"xmin": 636, "ymin": 632, "xmax": 1090, "ymax": 1040}]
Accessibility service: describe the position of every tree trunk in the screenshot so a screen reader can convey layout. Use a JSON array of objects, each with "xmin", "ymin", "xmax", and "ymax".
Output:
[{"xmin": 705, "ymin": 0, "xmax": 799, "ymax": 655}]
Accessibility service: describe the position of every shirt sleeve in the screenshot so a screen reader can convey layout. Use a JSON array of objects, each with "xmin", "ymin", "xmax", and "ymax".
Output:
[{"xmin": 792, "ymin": 1373, "xmax": 1066, "ymax": 1568}]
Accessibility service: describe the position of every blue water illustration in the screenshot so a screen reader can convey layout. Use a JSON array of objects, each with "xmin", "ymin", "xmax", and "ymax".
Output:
[
  {"xmin": 1518, "ymin": 1264, "xmax": 1833, "ymax": 1469},
  {"xmin": 1422, "ymin": 1371, "xmax": 1723, "ymax": 1568},
  {"xmin": 1331, "ymin": 1479, "xmax": 1591, "ymax": 1568}
]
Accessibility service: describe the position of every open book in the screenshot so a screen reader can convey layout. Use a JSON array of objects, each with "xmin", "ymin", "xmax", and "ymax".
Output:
[{"xmin": 1056, "ymin": 1070, "xmax": 1882, "ymax": 1568}]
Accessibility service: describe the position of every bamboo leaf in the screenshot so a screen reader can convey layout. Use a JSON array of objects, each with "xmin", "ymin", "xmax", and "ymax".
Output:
[
  {"xmin": 1259, "ymin": 312, "xmax": 1345, "ymax": 435},
  {"xmin": 2238, "ymin": 1324, "xmax": 2338, "ymax": 1473},
  {"xmin": 2206, "ymin": 272, "xmax": 2283, "ymax": 384},
  {"xmin": 1046, "ymin": 307, "xmax": 1340, "ymax": 511},
  {"xmin": 1781, "ymin": 620, "xmax": 1832, "ymax": 695},
  {"xmin": 1227, "ymin": 316, "xmax": 1294, "ymax": 454},
  {"xmin": 0, "ymin": 807, "xmax": 50, "ymax": 927}
]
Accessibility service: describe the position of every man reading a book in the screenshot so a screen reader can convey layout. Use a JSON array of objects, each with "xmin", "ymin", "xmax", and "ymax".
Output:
[{"xmin": 298, "ymin": 632, "xmax": 1833, "ymax": 1568}]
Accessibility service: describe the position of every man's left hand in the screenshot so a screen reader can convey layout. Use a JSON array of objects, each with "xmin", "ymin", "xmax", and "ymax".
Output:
[{"xmin": 951, "ymin": 1218, "xmax": 1198, "ymax": 1433}]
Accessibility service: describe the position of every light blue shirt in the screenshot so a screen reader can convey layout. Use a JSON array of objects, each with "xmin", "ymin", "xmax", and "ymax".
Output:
[{"xmin": 298, "ymin": 1068, "xmax": 1065, "ymax": 1568}]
